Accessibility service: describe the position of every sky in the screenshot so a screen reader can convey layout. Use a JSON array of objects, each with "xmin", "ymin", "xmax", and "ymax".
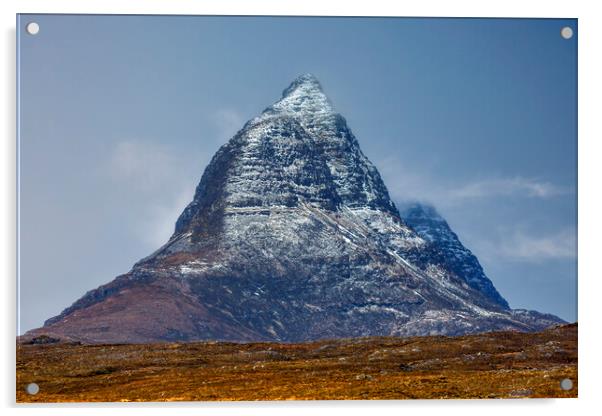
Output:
[{"xmin": 17, "ymin": 15, "xmax": 577, "ymax": 333}]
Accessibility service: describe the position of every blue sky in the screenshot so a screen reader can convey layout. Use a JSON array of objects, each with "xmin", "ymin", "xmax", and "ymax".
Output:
[{"xmin": 18, "ymin": 15, "xmax": 577, "ymax": 333}]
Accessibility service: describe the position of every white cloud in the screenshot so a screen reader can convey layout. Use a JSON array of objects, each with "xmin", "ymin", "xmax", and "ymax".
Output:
[
  {"xmin": 376, "ymin": 155, "xmax": 576, "ymax": 264},
  {"xmin": 376, "ymin": 156, "xmax": 571, "ymax": 208},
  {"xmin": 449, "ymin": 177, "xmax": 568, "ymax": 200},
  {"xmin": 212, "ymin": 109, "xmax": 244, "ymax": 142},
  {"xmin": 105, "ymin": 139, "xmax": 200, "ymax": 249},
  {"xmin": 137, "ymin": 188, "xmax": 195, "ymax": 248},
  {"xmin": 376, "ymin": 156, "xmax": 440, "ymax": 204},
  {"xmin": 496, "ymin": 228, "xmax": 577, "ymax": 262},
  {"xmin": 471, "ymin": 227, "xmax": 577, "ymax": 264},
  {"xmin": 108, "ymin": 140, "xmax": 179, "ymax": 192}
]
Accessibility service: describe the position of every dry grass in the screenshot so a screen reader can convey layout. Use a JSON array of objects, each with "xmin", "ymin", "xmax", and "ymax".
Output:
[{"xmin": 16, "ymin": 323, "xmax": 577, "ymax": 402}]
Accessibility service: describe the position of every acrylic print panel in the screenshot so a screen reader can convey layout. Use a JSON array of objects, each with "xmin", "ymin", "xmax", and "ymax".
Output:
[{"xmin": 16, "ymin": 14, "xmax": 577, "ymax": 402}]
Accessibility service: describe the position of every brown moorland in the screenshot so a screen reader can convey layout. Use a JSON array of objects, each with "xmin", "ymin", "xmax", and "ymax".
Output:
[{"xmin": 16, "ymin": 323, "xmax": 577, "ymax": 402}]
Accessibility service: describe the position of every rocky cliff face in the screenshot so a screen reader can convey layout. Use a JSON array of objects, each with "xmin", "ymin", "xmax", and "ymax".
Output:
[
  {"xmin": 28, "ymin": 74, "xmax": 564, "ymax": 344},
  {"xmin": 399, "ymin": 202, "xmax": 509, "ymax": 309}
]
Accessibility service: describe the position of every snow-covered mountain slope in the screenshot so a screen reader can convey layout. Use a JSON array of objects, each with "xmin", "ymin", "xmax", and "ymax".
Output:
[
  {"xmin": 399, "ymin": 202, "xmax": 509, "ymax": 309},
  {"xmin": 27, "ymin": 74, "xmax": 565, "ymax": 344}
]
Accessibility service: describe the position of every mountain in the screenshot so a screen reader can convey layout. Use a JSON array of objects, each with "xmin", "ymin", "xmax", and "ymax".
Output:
[
  {"xmin": 24, "ymin": 74, "xmax": 564, "ymax": 344},
  {"xmin": 399, "ymin": 202, "xmax": 509, "ymax": 309}
]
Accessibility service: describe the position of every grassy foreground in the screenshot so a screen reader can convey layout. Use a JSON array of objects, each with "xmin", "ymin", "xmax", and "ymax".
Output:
[{"xmin": 17, "ymin": 323, "xmax": 577, "ymax": 402}]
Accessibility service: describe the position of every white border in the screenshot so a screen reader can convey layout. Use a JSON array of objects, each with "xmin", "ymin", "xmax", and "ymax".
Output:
[{"xmin": 3, "ymin": 1, "xmax": 601, "ymax": 415}]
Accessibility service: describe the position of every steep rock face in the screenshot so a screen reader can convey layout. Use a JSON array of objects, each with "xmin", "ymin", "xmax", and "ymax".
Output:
[
  {"xmin": 27, "ymin": 74, "xmax": 564, "ymax": 344},
  {"xmin": 399, "ymin": 202, "xmax": 509, "ymax": 309}
]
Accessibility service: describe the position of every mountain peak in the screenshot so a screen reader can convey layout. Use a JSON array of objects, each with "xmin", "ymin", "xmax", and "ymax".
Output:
[
  {"xmin": 265, "ymin": 74, "xmax": 334, "ymax": 119},
  {"xmin": 400, "ymin": 200, "xmax": 510, "ymax": 309},
  {"xmin": 400, "ymin": 201, "xmax": 443, "ymax": 224},
  {"xmin": 282, "ymin": 73, "xmax": 323, "ymax": 95}
]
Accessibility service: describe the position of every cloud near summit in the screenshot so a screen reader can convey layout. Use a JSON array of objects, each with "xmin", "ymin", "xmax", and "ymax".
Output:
[
  {"xmin": 449, "ymin": 177, "xmax": 569, "ymax": 200},
  {"xmin": 376, "ymin": 156, "xmax": 570, "ymax": 207}
]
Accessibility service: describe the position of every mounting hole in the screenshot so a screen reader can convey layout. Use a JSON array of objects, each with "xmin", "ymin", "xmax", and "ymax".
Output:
[
  {"xmin": 560, "ymin": 26, "xmax": 573, "ymax": 40},
  {"xmin": 26, "ymin": 383, "xmax": 39, "ymax": 395},
  {"xmin": 560, "ymin": 378, "xmax": 573, "ymax": 391},
  {"xmin": 26, "ymin": 22, "xmax": 40, "ymax": 35}
]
